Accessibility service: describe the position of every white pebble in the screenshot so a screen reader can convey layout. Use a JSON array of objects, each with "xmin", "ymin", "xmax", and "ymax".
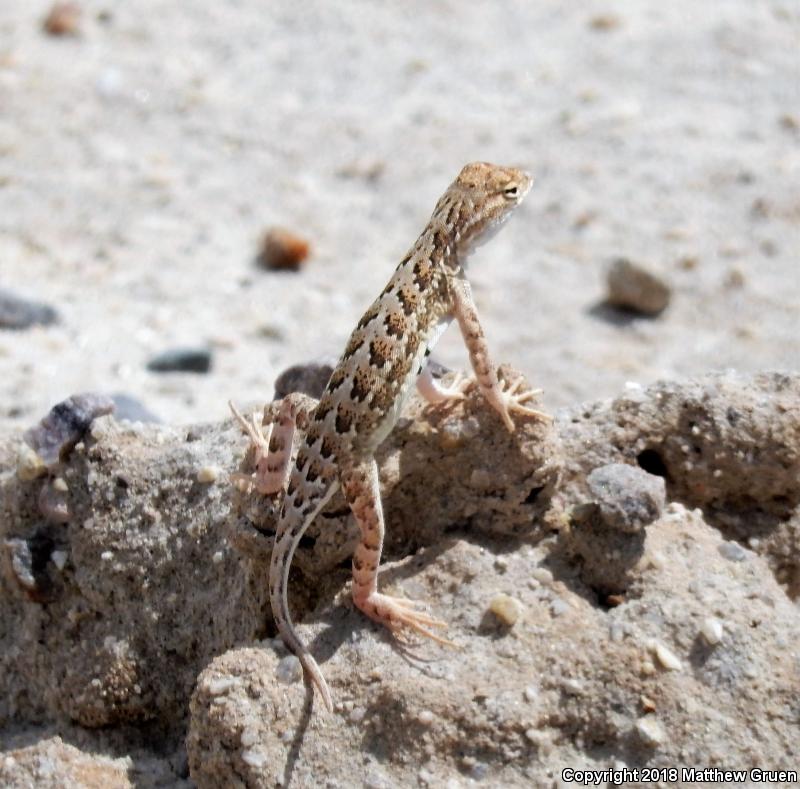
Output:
[
  {"xmin": 635, "ymin": 716, "xmax": 666, "ymax": 745},
  {"xmin": 240, "ymin": 727, "xmax": 259, "ymax": 747},
  {"xmin": 349, "ymin": 706, "xmax": 366, "ymax": 723},
  {"xmin": 418, "ymin": 709, "xmax": 435, "ymax": 725},
  {"xmin": 276, "ymin": 655, "xmax": 303, "ymax": 684},
  {"xmin": 197, "ymin": 465, "xmax": 219, "ymax": 483},
  {"xmin": 562, "ymin": 678, "xmax": 583, "ymax": 695},
  {"xmin": 16, "ymin": 444, "xmax": 46, "ymax": 481},
  {"xmin": 531, "ymin": 567, "xmax": 553, "ymax": 585},
  {"xmin": 654, "ymin": 642, "xmax": 682, "ymax": 671},
  {"xmin": 212, "ymin": 551, "xmax": 224, "ymax": 564},
  {"xmin": 51, "ymin": 550, "xmax": 68, "ymax": 570},
  {"xmin": 205, "ymin": 676, "xmax": 240, "ymax": 696},
  {"xmin": 550, "ymin": 598, "xmax": 570, "ymax": 617},
  {"xmin": 240, "ymin": 748, "xmax": 267, "ymax": 768},
  {"xmin": 718, "ymin": 541, "xmax": 747, "ymax": 562},
  {"xmin": 52, "ymin": 476, "xmax": 69, "ymax": 492},
  {"xmin": 488, "ymin": 593, "xmax": 524, "ymax": 626},
  {"xmin": 700, "ymin": 617, "xmax": 724, "ymax": 646},
  {"xmin": 100, "ymin": 551, "xmax": 113, "ymax": 561},
  {"xmin": 523, "ymin": 684, "xmax": 538, "ymax": 702}
]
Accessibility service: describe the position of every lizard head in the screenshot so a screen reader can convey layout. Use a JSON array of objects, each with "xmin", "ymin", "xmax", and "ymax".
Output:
[{"xmin": 436, "ymin": 162, "xmax": 533, "ymax": 258}]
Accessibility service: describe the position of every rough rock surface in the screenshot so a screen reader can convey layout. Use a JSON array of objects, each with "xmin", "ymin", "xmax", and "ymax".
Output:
[{"xmin": 1, "ymin": 371, "xmax": 799, "ymax": 787}]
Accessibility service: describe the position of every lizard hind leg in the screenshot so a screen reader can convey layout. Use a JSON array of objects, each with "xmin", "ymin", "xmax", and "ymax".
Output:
[{"xmin": 341, "ymin": 459, "xmax": 456, "ymax": 647}]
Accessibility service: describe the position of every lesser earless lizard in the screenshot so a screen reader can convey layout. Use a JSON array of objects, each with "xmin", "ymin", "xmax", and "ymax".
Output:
[{"xmin": 231, "ymin": 162, "xmax": 549, "ymax": 711}]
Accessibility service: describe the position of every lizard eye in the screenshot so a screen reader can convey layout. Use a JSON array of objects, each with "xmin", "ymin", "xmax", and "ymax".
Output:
[{"xmin": 503, "ymin": 185, "xmax": 519, "ymax": 199}]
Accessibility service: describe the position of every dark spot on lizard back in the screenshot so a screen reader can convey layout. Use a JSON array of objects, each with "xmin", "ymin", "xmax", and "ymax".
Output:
[
  {"xmin": 350, "ymin": 368, "xmax": 371, "ymax": 402},
  {"xmin": 335, "ymin": 404, "xmax": 354, "ymax": 434},
  {"xmin": 396, "ymin": 286, "xmax": 418, "ymax": 316},
  {"xmin": 356, "ymin": 304, "xmax": 381, "ymax": 330},
  {"xmin": 412, "ymin": 258, "xmax": 434, "ymax": 289},
  {"xmin": 368, "ymin": 338, "xmax": 393, "ymax": 369},
  {"xmin": 384, "ymin": 311, "xmax": 406, "ymax": 339},
  {"xmin": 342, "ymin": 331, "xmax": 365, "ymax": 360},
  {"xmin": 320, "ymin": 435, "xmax": 336, "ymax": 459},
  {"xmin": 326, "ymin": 367, "xmax": 348, "ymax": 393}
]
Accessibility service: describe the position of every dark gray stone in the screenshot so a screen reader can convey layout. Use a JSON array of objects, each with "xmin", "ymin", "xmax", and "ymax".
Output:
[
  {"xmin": 147, "ymin": 348, "xmax": 212, "ymax": 374},
  {"xmin": 0, "ymin": 289, "xmax": 60, "ymax": 330}
]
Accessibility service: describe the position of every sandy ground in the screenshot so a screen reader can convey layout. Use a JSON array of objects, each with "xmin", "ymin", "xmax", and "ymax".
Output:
[{"xmin": 0, "ymin": 1, "xmax": 798, "ymax": 430}]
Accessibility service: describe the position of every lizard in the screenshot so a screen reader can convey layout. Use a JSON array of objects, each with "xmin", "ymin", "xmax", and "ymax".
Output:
[{"xmin": 230, "ymin": 162, "xmax": 549, "ymax": 712}]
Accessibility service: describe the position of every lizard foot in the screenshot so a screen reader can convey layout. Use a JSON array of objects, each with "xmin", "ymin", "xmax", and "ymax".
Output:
[
  {"xmin": 495, "ymin": 378, "xmax": 552, "ymax": 432},
  {"xmin": 417, "ymin": 369, "xmax": 470, "ymax": 406},
  {"xmin": 356, "ymin": 592, "xmax": 456, "ymax": 647}
]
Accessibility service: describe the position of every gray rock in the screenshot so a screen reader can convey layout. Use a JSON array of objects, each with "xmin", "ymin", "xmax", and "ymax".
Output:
[
  {"xmin": 23, "ymin": 392, "xmax": 115, "ymax": 466},
  {"xmin": 110, "ymin": 393, "xmax": 161, "ymax": 423},
  {"xmin": 273, "ymin": 360, "xmax": 334, "ymax": 400},
  {"xmin": 147, "ymin": 348, "xmax": 212, "ymax": 374},
  {"xmin": 0, "ymin": 289, "xmax": 60, "ymax": 330},
  {"xmin": 587, "ymin": 463, "xmax": 666, "ymax": 534},
  {"xmin": 606, "ymin": 257, "xmax": 671, "ymax": 316}
]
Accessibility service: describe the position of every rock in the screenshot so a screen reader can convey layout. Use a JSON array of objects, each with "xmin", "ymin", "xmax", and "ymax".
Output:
[
  {"xmin": 257, "ymin": 227, "xmax": 311, "ymax": 272},
  {"xmin": 146, "ymin": 348, "xmax": 212, "ymax": 374},
  {"xmin": 41, "ymin": 2, "xmax": 81, "ymax": 36},
  {"xmin": 606, "ymin": 257, "xmax": 671, "ymax": 316},
  {"xmin": 2, "ymin": 370, "xmax": 800, "ymax": 786},
  {"xmin": 587, "ymin": 463, "xmax": 666, "ymax": 534},
  {"xmin": 23, "ymin": 392, "xmax": 115, "ymax": 466},
  {"xmin": 273, "ymin": 360, "xmax": 335, "ymax": 400},
  {"xmin": 110, "ymin": 394, "xmax": 161, "ymax": 423},
  {"xmin": 0, "ymin": 289, "xmax": 60, "ymax": 330}
]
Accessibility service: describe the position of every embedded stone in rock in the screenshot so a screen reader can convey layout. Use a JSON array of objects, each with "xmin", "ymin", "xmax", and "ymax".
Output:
[
  {"xmin": 23, "ymin": 392, "xmax": 115, "ymax": 466},
  {"xmin": 587, "ymin": 463, "xmax": 666, "ymax": 534}
]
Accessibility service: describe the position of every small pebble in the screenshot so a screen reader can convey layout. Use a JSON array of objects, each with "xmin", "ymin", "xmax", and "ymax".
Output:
[
  {"xmin": 418, "ymin": 709, "xmax": 435, "ymax": 725},
  {"xmin": 635, "ymin": 716, "xmax": 666, "ymax": 746},
  {"xmin": 16, "ymin": 444, "xmax": 46, "ymax": 481},
  {"xmin": 488, "ymin": 593, "xmax": 524, "ymax": 626},
  {"xmin": 196, "ymin": 465, "xmax": 219, "ymax": 484},
  {"xmin": 523, "ymin": 684, "xmax": 538, "ymax": 702},
  {"xmin": 0, "ymin": 289, "xmax": 60, "ymax": 329},
  {"xmin": 42, "ymin": 2, "xmax": 81, "ymax": 36},
  {"xmin": 718, "ymin": 541, "xmax": 747, "ymax": 562},
  {"xmin": 205, "ymin": 676, "xmax": 240, "ymax": 696},
  {"xmin": 531, "ymin": 566, "xmax": 553, "ymax": 585},
  {"xmin": 111, "ymin": 394, "xmax": 161, "ymax": 423},
  {"xmin": 550, "ymin": 598, "xmax": 571, "ymax": 617},
  {"xmin": 470, "ymin": 468, "xmax": 493, "ymax": 490},
  {"xmin": 654, "ymin": 642, "xmax": 682, "ymax": 671},
  {"xmin": 212, "ymin": 551, "xmax": 224, "ymax": 564},
  {"xmin": 586, "ymin": 463, "xmax": 666, "ymax": 533},
  {"xmin": 606, "ymin": 257, "xmax": 671, "ymax": 316},
  {"xmin": 239, "ymin": 728, "xmax": 259, "ymax": 748},
  {"xmin": 349, "ymin": 706, "xmax": 366, "ymax": 723},
  {"xmin": 276, "ymin": 654, "xmax": 303, "ymax": 684},
  {"xmin": 240, "ymin": 748, "xmax": 267, "ymax": 768},
  {"xmin": 273, "ymin": 361, "xmax": 334, "ymax": 399},
  {"xmin": 147, "ymin": 348, "xmax": 212, "ymax": 374},
  {"xmin": 258, "ymin": 227, "xmax": 311, "ymax": 271},
  {"xmin": 700, "ymin": 617, "xmax": 724, "ymax": 646},
  {"xmin": 51, "ymin": 550, "xmax": 68, "ymax": 570}
]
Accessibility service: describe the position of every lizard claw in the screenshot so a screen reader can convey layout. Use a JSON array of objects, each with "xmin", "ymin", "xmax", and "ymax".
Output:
[
  {"xmin": 357, "ymin": 592, "xmax": 457, "ymax": 648},
  {"xmin": 495, "ymin": 378, "xmax": 552, "ymax": 432}
]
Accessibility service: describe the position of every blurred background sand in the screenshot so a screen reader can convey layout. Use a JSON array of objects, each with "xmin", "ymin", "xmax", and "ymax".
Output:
[{"xmin": 0, "ymin": 1, "xmax": 797, "ymax": 428}]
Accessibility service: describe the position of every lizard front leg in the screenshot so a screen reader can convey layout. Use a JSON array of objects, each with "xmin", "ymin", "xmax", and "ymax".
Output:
[
  {"xmin": 339, "ymin": 459, "xmax": 453, "ymax": 645},
  {"xmin": 229, "ymin": 392, "xmax": 317, "ymax": 494},
  {"xmin": 450, "ymin": 276, "xmax": 550, "ymax": 432}
]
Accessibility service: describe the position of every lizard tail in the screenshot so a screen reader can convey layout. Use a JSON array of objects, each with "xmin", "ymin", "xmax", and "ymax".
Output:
[{"xmin": 270, "ymin": 479, "xmax": 339, "ymax": 713}]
